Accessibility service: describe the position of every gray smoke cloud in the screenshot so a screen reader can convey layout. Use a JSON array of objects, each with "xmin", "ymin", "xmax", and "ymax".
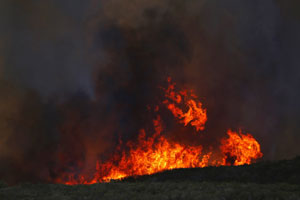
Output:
[
  {"xmin": 89, "ymin": 0, "xmax": 300, "ymax": 160},
  {"xmin": 0, "ymin": 0, "xmax": 300, "ymax": 183},
  {"xmin": 1, "ymin": 0, "xmax": 95, "ymax": 97}
]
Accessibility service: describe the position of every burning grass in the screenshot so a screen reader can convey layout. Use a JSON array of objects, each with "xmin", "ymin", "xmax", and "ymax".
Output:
[
  {"xmin": 55, "ymin": 78, "xmax": 263, "ymax": 185},
  {"xmin": 1, "ymin": 156, "xmax": 300, "ymax": 200}
]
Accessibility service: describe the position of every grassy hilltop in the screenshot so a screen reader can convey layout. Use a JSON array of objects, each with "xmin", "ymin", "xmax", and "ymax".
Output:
[
  {"xmin": 1, "ymin": 157, "xmax": 300, "ymax": 200},
  {"xmin": 124, "ymin": 156, "xmax": 300, "ymax": 184}
]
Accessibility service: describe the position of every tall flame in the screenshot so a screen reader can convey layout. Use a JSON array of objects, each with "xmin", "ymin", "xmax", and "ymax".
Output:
[
  {"xmin": 55, "ymin": 77, "xmax": 263, "ymax": 185},
  {"xmin": 97, "ymin": 116, "xmax": 211, "ymax": 183}
]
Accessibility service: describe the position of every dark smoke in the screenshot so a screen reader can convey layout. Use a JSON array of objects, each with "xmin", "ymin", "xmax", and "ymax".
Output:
[{"xmin": 0, "ymin": 0, "xmax": 300, "ymax": 183}]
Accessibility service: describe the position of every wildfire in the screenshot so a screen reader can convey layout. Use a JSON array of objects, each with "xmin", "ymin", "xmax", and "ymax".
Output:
[
  {"xmin": 221, "ymin": 130, "xmax": 263, "ymax": 166},
  {"xmin": 164, "ymin": 77, "xmax": 207, "ymax": 131},
  {"xmin": 97, "ymin": 116, "xmax": 211, "ymax": 183},
  {"xmin": 55, "ymin": 77, "xmax": 263, "ymax": 185}
]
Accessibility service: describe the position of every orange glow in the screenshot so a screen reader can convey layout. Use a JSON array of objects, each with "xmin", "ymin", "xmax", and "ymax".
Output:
[
  {"xmin": 164, "ymin": 77, "xmax": 207, "ymax": 131},
  {"xmin": 220, "ymin": 130, "xmax": 263, "ymax": 166},
  {"xmin": 55, "ymin": 78, "xmax": 263, "ymax": 185},
  {"xmin": 98, "ymin": 120, "xmax": 210, "ymax": 182},
  {"xmin": 56, "ymin": 116, "xmax": 210, "ymax": 184}
]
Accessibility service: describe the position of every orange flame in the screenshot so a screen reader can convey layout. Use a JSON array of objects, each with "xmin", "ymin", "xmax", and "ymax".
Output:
[
  {"xmin": 220, "ymin": 130, "xmax": 263, "ymax": 166},
  {"xmin": 55, "ymin": 78, "xmax": 263, "ymax": 185},
  {"xmin": 97, "ymin": 116, "xmax": 211, "ymax": 182},
  {"xmin": 164, "ymin": 77, "xmax": 207, "ymax": 131},
  {"xmin": 56, "ymin": 116, "xmax": 210, "ymax": 184}
]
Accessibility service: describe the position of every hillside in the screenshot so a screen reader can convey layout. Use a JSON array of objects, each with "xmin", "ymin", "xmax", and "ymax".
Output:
[
  {"xmin": 1, "ymin": 157, "xmax": 300, "ymax": 200},
  {"xmin": 124, "ymin": 156, "xmax": 300, "ymax": 184}
]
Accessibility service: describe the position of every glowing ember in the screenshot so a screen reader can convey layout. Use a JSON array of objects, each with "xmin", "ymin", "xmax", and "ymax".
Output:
[
  {"xmin": 55, "ymin": 78, "xmax": 263, "ymax": 185},
  {"xmin": 220, "ymin": 130, "xmax": 263, "ymax": 166}
]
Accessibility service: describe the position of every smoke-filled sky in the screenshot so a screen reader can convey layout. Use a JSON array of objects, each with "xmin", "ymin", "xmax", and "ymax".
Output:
[{"xmin": 1, "ymin": 0, "xmax": 300, "ymax": 183}]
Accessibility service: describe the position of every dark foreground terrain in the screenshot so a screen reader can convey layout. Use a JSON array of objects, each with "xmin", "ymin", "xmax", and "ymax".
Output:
[
  {"xmin": 1, "ymin": 157, "xmax": 300, "ymax": 200},
  {"xmin": 1, "ymin": 182, "xmax": 300, "ymax": 200}
]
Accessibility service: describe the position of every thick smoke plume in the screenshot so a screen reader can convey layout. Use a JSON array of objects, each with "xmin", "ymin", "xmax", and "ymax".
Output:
[{"xmin": 0, "ymin": 0, "xmax": 300, "ymax": 183}]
